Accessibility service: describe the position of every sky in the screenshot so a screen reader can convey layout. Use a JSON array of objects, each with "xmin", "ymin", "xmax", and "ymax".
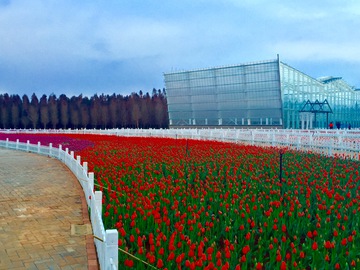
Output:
[{"xmin": 0, "ymin": 0, "xmax": 360, "ymax": 98}]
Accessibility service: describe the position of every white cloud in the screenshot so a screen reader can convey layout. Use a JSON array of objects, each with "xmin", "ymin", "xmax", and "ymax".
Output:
[
  {"xmin": 0, "ymin": 0, "xmax": 359, "ymax": 94},
  {"xmin": 93, "ymin": 16, "xmax": 183, "ymax": 61},
  {"xmin": 0, "ymin": 1, "xmax": 97, "ymax": 65},
  {"xmin": 273, "ymin": 41, "xmax": 360, "ymax": 62}
]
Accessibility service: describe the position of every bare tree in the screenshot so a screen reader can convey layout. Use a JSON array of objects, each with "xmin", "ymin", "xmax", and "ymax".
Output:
[
  {"xmin": 39, "ymin": 95, "xmax": 50, "ymax": 129},
  {"xmin": 28, "ymin": 93, "xmax": 39, "ymax": 129},
  {"xmin": 59, "ymin": 94, "xmax": 69, "ymax": 129},
  {"xmin": 99, "ymin": 94, "xmax": 109, "ymax": 129},
  {"xmin": 90, "ymin": 95, "xmax": 100, "ymax": 128},
  {"xmin": 69, "ymin": 95, "xmax": 82, "ymax": 129},
  {"xmin": 0, "ymin": 94, "xmax": 10, "ymax": 128},
  {"xmin": 118, "ymin": 97, "xmax": 128, "ymax": 128},
  {"xmin": 11, "ymin": 95, "xmax": 21, "ymax": 128},
  {"xmin": 21, "ymin": 95, "xmax": 30, "ymax": 129},
  {"xmin": 48, "ymin": 94, "xmax": 59, "ymax": 129},
  {"xmin": 129, "ymin": 93, "xmax": 141, "ymax": 128},
  {"xmin": 109, "ymin": 94, "xmax": 118, "ymax": 128},
  {"xmin": 80, "ymin": 97, "xmax": 90, "ymax": 128}
]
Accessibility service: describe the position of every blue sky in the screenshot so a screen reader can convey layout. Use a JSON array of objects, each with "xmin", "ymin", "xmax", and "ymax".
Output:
[{"xmin": 0, "ymin": 0, "xmax": 359, "ymax": 97}]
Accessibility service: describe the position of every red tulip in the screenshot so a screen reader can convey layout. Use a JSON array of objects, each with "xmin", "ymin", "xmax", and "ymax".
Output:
[
  {"xmin": 156, "ymin": 259, "xmax": 164, "ymax": 268},
  {"xmin": 312, "ymin": 242, "xmax": 318, "ymax": 250}
]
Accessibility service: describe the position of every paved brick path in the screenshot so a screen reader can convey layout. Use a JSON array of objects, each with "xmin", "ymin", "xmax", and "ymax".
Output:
[{"xmin": 0, "ymin": 149, "xmax": 99, "ymax": 270}]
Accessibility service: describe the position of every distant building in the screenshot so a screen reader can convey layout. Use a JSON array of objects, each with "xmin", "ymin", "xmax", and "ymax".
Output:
[{"xmin": 164, "ymin": 56, "xmax": 360, "ymax": 129}]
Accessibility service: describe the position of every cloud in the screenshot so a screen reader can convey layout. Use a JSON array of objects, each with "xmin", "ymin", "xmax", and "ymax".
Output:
[
  {"xmin": 273, "ymin": 41, "xmax": 360, "ymax": 62},
  {"xmin": 0, "ymin": 0, "xmax": 10, "ymax": 7},
  {"xmin": 0, "ymin": 0, "xmax": 359, "ymax": 95},
  {"xmin": 93, "ymin": 16, "xmax": 183, "ymax": 61},
  {"xmin": 0, "ymin": 1, "xmax": 92, "ymax": 66}
]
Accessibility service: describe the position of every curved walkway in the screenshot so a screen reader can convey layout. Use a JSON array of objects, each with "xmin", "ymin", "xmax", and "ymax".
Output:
[{"xmin": 0, "ymin": 149, "xmax": 98, "ymax": 270}]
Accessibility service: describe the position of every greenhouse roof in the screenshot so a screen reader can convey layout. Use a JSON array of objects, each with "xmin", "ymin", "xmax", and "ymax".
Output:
[{"xmin": 317, "ymin": 76, "xmax": 342, "ymax": 84}]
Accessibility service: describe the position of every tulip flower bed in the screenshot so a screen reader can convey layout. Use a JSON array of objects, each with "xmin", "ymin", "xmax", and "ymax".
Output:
[
  {"xmin": 74, "ymin": 135, "xmax": 359, "ymax": 270},
  {"xmin": 0, "ymin": 132, "xmax": 94, "ymax": 151},
  {"xmin": 1, "ymin": 133, "xmax": 359, "ymax": 269}
]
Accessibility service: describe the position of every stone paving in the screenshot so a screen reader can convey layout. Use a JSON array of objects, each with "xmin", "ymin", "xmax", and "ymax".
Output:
[{"xmin": 0, "ymin": 149, "xmax": 99, "ymax": 270}]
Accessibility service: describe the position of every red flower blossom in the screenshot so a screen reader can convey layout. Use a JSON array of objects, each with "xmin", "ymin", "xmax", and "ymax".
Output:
[
  {"xmin": 129, "ymin": 235, "xmax": 135, "ymax": 243},
  {"xmin": 299, "ymin": 251, "xmax": 305, "ymax": 258},
  {"xmin": 156, "ymin": 259, "xmax": 164, "ymax": 268},
  {"xmin": 242, "ymin": 245, "xmax": 250, "ymax": 255},
  {"xmin": 324, "ymin": 241, "xmax": 333, "ymax": 249},
  {"xmin": 206, "ymin": 247, "xmax": 214, "ymax": 255},
  {"xmin": 124, "ymin": 259, "xmax": 134, "ymax": 267},
  {"xmin": 280, "ymin": 261, "xmax": 287, "ymax": 270},
  {"xmin": 176, "ymin": 253, "xmax": 185, "ymax": 264},
  {"xmin": 167, "ymin": 252, "xmax": 175, "ymax": 261},
  {"xmin": 341, "ymin": 238, "xmax": 347, "ymax": 246}
]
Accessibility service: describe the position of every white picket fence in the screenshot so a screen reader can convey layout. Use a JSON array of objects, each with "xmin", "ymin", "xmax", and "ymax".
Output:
[
  {"xmin": 0, "ymin": 127, "xmax": 359, "ymax": 270},
  {"xmin": 0, "ymin": 138, "xmax": 118, "ymax": 270},
  {"xmin": 2, "ymin": 128, "xmax": 359, "ymax": 160}
]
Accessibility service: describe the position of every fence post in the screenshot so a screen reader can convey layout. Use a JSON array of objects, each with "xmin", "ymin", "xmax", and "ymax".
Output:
[
  {"xmin": 27, "ymin": 140, "xmax": 30, "ymax": 151},
  {"xmin": 16, "ymin": 139, "xmax": 19, "ymax": 149},
  {"xmin": 297, "ymin": 136, "xmax": 301, "ymax": 150},
  {"xmin": 58, "ymin": 145, "xmax": 62, "ymax": 160},
  {"xmin": 84, "ymin": 172, "xmax": 95, "ymax": 207},
  {"xmin": 37, "ymin": 142, "xmax": 41, "ymax": 153},
  {"xmin": 83, "ymin": 162, "xmax": 88, "ymax": 175},
  {"xmin": 6, "ymin": 138, "xmax": 8, "ymax": 147},
  {"xmin": 77, "ymin": 155, "xmax": 81, "ymax": 164},
  {"xmin": 76, "ymin": 156, "xmax": 81, "ymax": 177},
  {"xmin": 70, "ymin": 151, "xmax": 75, "ymax": 171},
  {"xmin": 89, "ymin": 172, "xmax": 94, "ymax": 194},
  {"xmin": 104, "ymin": 229, "xmax": 119, "ymax": 270},
  {"xmin": 49, "ymin": 143, "xmax": 52, "ymax": 156},
  {"xmin": 65, "ymin": 148, "xmax": 69, "ymax": 165},
  {"xmin": 94, "ymin": 190, "xmax": 102, "ymax": 216},
  {"xmin": 328, "ymin": 138, "xmax": 333, "ymax": 157},
  {"xmin": 286, "ymin": 134, "xmax": 290, "ymax": 146}
]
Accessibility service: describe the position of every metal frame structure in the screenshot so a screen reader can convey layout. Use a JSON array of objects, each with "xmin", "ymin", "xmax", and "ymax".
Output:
[
  {"xmin": 280, "ymin": 63, "xmax": 360, "ymax": 129},
  {"xmin": 299, "ymin": 99, "xmax": 332, "ymax": 129},
  {"xmin": 165, "ymin": 57, "xmax": 360, "ymax": 129}
]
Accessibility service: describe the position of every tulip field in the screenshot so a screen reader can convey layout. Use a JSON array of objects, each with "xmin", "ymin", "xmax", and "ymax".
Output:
[{"xmin": 1, "ymin": 132, "xmax": 359, "ymax": 269}]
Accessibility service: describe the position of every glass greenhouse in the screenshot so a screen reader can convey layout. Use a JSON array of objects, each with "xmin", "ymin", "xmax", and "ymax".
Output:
[{"xmin": 164, "ymin": 56, "xmax": 360, "ymax": 129}]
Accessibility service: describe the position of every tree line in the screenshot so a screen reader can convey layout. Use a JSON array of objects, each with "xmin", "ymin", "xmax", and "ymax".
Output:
[{"xmin": 0, "ymin": 89, "xmax": 169, "ymax": 129}]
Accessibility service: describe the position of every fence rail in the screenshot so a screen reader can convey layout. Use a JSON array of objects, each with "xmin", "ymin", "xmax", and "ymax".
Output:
[
  {"xmin": 0, "ymin": 138, "xmax": 118, "ymax": 270},
  {"xmin": 1, "ymin": 128, "xmax": 359, "ymax": 160}
]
